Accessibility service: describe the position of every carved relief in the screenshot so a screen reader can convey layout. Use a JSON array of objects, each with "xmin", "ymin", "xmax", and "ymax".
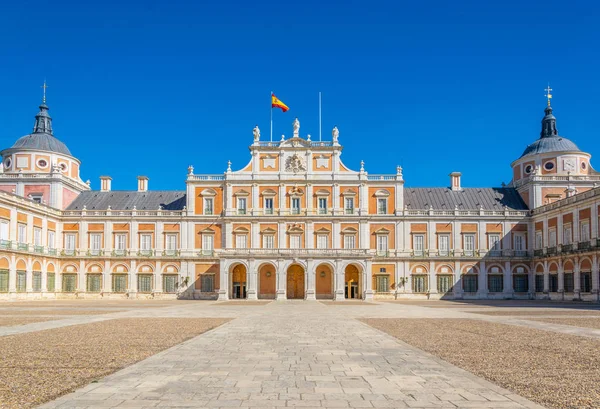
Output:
[{"xmin": 285, "ymin": 154, "xmax": 306, "ymax": 173}]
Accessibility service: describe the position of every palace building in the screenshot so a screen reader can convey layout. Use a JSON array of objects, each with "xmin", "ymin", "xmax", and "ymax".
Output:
[{"xmin": 0, "ymin": 92, "xmax": 599, "ymax": 301}]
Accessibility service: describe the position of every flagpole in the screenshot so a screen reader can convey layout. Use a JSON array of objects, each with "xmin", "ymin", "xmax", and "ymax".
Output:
[
  {"xmin": 270, "ymin": 91, "xmax": 273, "ymax": 142},
  {"xmin": 319, "ymin": 92, "xmax": 322, "ymax": 142}
]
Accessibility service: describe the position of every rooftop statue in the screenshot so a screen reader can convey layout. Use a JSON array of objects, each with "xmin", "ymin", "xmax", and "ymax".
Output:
[
  {"xmin": 293, "ymin": 117, "xmax": 300, "ymax": 137},
  {"xmin": 332, "ymin": 126, "xmax": 339, "ymax": 143},
  {"xmin": 253, "ymin": 125, "xmax": 260, "ymax": 142}
]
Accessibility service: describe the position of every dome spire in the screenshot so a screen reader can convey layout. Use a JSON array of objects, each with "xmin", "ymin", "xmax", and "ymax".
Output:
[
  {"xmin": 540, "ymin": 84, "xmax": 558, "ymax": 139},
  {"xmin": 32, "ymin": 81, "xmax": 53, "ymax": 135}
]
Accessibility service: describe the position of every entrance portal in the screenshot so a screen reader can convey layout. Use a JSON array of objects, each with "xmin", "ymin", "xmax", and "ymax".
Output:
[
  {"xmin": 345, "ymin": 264, "xmax": 361, "ymax": 299},
  {"xmin": 286, "ymin": 264, "xmax": 305, "ymax": 299},
  {"xmin": 231, "ymin": 264, "xmax": 247, "ymax": 299},
  {"xmin": 315, "ymin": 264, "xmax": 334, "ymax": 299},
  {"xmin": 258, "ymin": 263, "xmax": 276, "ymax": 299}
]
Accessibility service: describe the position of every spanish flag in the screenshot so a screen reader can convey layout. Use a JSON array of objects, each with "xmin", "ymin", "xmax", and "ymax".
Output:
[{"xmin": 271, "ymin": 93, "xmax": 289, "ymax": 112}]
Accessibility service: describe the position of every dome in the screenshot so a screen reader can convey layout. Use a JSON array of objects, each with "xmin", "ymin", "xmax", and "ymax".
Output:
[
  {"xmin": 520, "ymin": 136, "xmax": 580, "ymax": 159},
  {"xmin": 11, "ymin": 133, "xmax": 72, "ymax": 156}
]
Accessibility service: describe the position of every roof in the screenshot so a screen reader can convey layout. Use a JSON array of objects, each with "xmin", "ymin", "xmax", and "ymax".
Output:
[
  {"xmin": 66, "ymin": 191, "xmax": 186, "ymax": 211},
  {"xmin": 11, "ymin": 133, "xmax": 72, "ymax": 156},
  {"xmin": 519, "ymin": 136, "xmax": 581, "ymax": 159},
  {"xmin": 403, "ymin": 188, "xmax": 528, "ymax": 211}
]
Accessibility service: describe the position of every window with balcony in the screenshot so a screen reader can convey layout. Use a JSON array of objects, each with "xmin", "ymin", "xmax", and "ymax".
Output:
[
  {"xmin": 65, "ymin": 233, "xmax": 76, "ymax": 254},
  {"xmin": 48, "ymin": 231, "xmax": 55, "ymax": 249},
  {"xmin": 34, "ymin": 228, "xmax": 42, "ymax": 247},
  {"xmin": 316, "ymin": 234, "xmax": 328, "ymax": 249},
  {"xmin": 548, "ymin": 228, "xmax": 557, "ymax": 247},
  {"xmin": 413, "ymin": 234, "xmax": 424, "ymax": 256},
  {"xmin": 318, "ymin": 198, "xmax": 327, "ymax": 215},
  {"xmin": 291, "ymin": 197, "xmax": 301, "ymax": 215},
  {"xmin": 202, "ymin": 234, "xmax": 214, "ymax": 253},
  {"xmin": 263, "ymin": 234, "xmax": 274, "ymax": 249},
  {"xmin": 90, "ymin": 233, "xmax": 102, "ymax": 255},
  {"xmin": 165, "ymin": 234, "xmax": 177, "ymax": 254},
  {"xmin": 488, "ymin": 234, "xmax": 501, "ymax": 254},
  {"xmin": 235, "ymin": 234, "xmax": 248, "ymax": 249},
  {"xmin": 344, "ymin": 234, "xmax": 356, "ymax": 249},
  {"xmin": 377, "ymin": 198, "xmax": 387, "ymax": 215},
  {"xmin": 563, "ymin": 224, "xmax": 572, "ymax": 245},
  {"xmin": 140, "ymin": 234, "xmax": 152, "ymax": 251},
  {"xmin": 345, "ymin": 197, "xmax": 354, "ymax": 215},
  {"xmin": 463, "ymin": 234, "xmax": 475, "ymax": 256},
  {"xmin": 290, "ymin": 234, "xmax": 301, "ymax": 249},
  {"xmin": 580, "ymin": 221, "xmax": 590, "ymax": 242},
  {"xmin": 438, "ymin": 235, "xmax": 449, "ymax": 256},
  {"xmin": 264, "ymin": 198, "xmax": 274, "ymax": 215},
  {"xmin": 237, "ymin": 198, "xmax": 247, "ymax": 215},
  {"xmin": 535, "ymin": 232, "xmax": 543, "ymax": 249},
  {"xmin": 513, "ymin": 234, "xmax": 524, "ymax": 252},
  {"xmin": 17, "ymin": 224, "xmax": 26, "ymax": 244},
  {"xmin": 377, "ymin": 234, "xmax": 389, "ymax": 256},
  {"xmin": 115, "ymin": 234, "xmax": 126, "ymax": 251},
  {"xmin": 0, "ymin": 220, "xmax": 8, "ymax": 242},
  {"xmin": 204, "ymin": 198, "xmax": 214, "ymax": 215}
]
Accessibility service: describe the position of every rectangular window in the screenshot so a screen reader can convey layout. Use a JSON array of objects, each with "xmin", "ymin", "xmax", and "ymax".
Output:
[
  {"xmin": 581, "ymin": 272, "xmax": 592, "ymax": 293},
  {"xmin": 264, "ymin": 198, "xmax": 274, "ymax": 215},
  {"xmin": 0, "ymin": 220, "xmax": 8, "ymax": 241},
  {"xmin": 33, "ymin": 272, "xmax": 42, "ymax": 291},
  {"xmin": 87, "ymin": 274, "xmax": 102, "ymax": 292},
  {"xmin": 290, "ymin": 235, "xmax": 301, "ymax": 249},
  {"xmin": 138, "ymin": 274, "xmax": 153, "ymax": 293},
  {"xmin": 65, "ymin": 233, "xmax": 76, "ymax": 250},
  {"xmin": 237, "ymin": 198, "xmax": 247, "ymax": 215},
  {"xmin": 488, "ymin": 275, "xmax": 504, "ymax": 292},
  {"xmin": 115, "ymin": 234, "xmax": 126, "ymax": 250},
  {"xmin": 376, "ymin": 275, "xmax": 389, "ymax": 293},
  {"xmin": 317, "ymin": 234, "xmax": 328, "ymax": 249},
  {"xmin": 263, "ymin": 235, "xmax": 274, "ymax": 249},
  {"xmin": 463, "ymin": 275, "xmax": 478, "ymax": 292},
  {"xmin": 377, "ymin": 198, "xmax": 387, "ymax": 215},
  {"xmin": 62, "ymin": 274, "xmax": 77, "ymax": 292},
  {"xmin": 535, "ymin": 231, "xmax": 543, "ymax": 249},
  {"xmin": 345, "ymin": 197, "xmax": 354, "ymax": 214},
  {"xmin": 235, "ymin": 234, "xmax": 247, "ymax": 249},
  {"xmin": 166, "ymin": 234, "xmax": 177, "ymax": 251},
  {"xmin": 580, "ymin": 221, "xmax": 590, "ymax": 242},
  {"xmin": 47, "ymin": 273, "xmax": 55, "ymax": 292},
  {"xmin": 18, "ymin": 224, "xmax": 26, "ymax": 243},
  {"xmin": 112, "ymin": 274, "xmax": 127, "ymax": 293},
  {"xmin": 344, "ymin": 235, "xmax": 356, "ymax": 249},
  {"xmin": 204, "ymin": 198, "xmax": 214, "ymax": 215},
  {"xmin": 0, "ymin": 270, "xmax": 8, "ymax": 292},
  {"xmin": 549, "ymin": 274, "xmax": 559, "ymax": 292},
  {"xmin": 413, "ymin": 234, "xmax": 423, "ymax": 256},
  {"xmin": 412, "ymin": 275, "xmax": 428, "ymax": 293},
  {"xmin": 489, "ymin": 234, "xmax": 501, "ymax": 251},
  {"xmin": 90, "ymin": 233, "xmax": 101, "ymax": 254},
  {"xmin": 438, "ymin": 235, "xmax": 449, "ymax": 256},
  {"xmin": 377, "ymin": 235, "xmax": 389, "ymax": 255},
  {"xmin": 202, "ymin": 234, "xmax": 214, "ymax": 251},
  {"xmin": 291, "ymin": 197, "xmax": 301, "ymax": 214},
  {"xmin": 535, "ymin": 275, "xmax": 544, "ymax": 292},
  {"xmin": 513, "ymin": 275, "xmax": 528, "ymax": 292},
  {"xmin": 140, "ymin": 234, "xmax": 152, "ymax": 251},
  {"xmin": 563, "ymin": 225, "xmax": 572, "ymax": 245},
  {"xmin": 318, "ymin": 198, "xmax": 327, "ymax": 214},
  {"xmin": 34, "ymin": 228, "xmax": 42, "ymax": 246},
  {"xmin": 437, "ymin": 275, "xmax": 453, "ymax": 293},
  {"xmin": 163, "ymin": 275, "xmax": 177, "ymax": 293},
  {"xmin": 48, "ymin": 231, "xmax": 55, "ymax": 249},
  {"xmin": 201, "ymin": 274, "xmax": 215, "ymax": 292},
  {"xmin": 464, "ymin": 234, "xmax": 475, "ymax": 256},
  {"xmin": 549, "ymin": 228, "xmax": 557, "ymax": 247},
  {"xmin": 514, "ymin": 234, "xmax": 524, "ymax": 251},
  {"xmin": 564, "ymin": 273, "xmax": 574, "ymax": 292},
  {"xmin": 16, "ymin": 272, "xmax": 26, "ymax": 292}
]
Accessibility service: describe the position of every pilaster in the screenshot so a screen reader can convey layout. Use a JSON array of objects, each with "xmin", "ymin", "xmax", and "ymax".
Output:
[
  {"xmin": 247, "ymin": 259, "xmax": 258, "ymax": 300},
  {"xmin": 364, "ymin": 259, "xmax": 374, "ymax": 301},
  {"xmin": 305, "ymin": 259, "xmax": 316, "ymax": 300}
]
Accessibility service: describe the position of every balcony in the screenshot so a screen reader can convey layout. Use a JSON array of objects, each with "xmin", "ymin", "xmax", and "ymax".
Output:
[
  {"xmin": 534, "ymin": 249, "xmax": 544, "ymax": 257},
  {"xmin": 162, "ymin": 249, "xmax": 180, "ymax": 257},
  {"xmin": 112, "ymin": 249, "xmax": 128, "ymax": 257},
  {"xmin": 34, "ymin": 245, "xmax": 44, "ymax": 254},
  {"xmin": 578, "ymin": 241, "xmax": 591, "ymax": 252},
  {"xmin": 513, "ymin": 250, "xmax": 528, "ymax": 257},
  {"xmin": 547, "ymin": 246, "xmax": 557, "ymax": 256},
  {"xmin": 560, "ymin": 244, "xmax": 574, "ymax": 254},
  {"xmin": 61, "ymin": 249, "xmax": 76, "ymax": 256},
  {"xmin": 87, "ymin": 249, "xmax": 104, "ymax": 256},
  {"xmin": 487, "ymin": 250, "xmax": 502, "ymax": 257},
  {"xmin": 237, "ymin": 209, "xmax": 246, "ymax": 215},
  {"xmin": 137, "ymin": 249, "xmax": 154, "ymax": 257},
  {"xmin": 198, "ymin": 250, "xmax": 215, "ymax": 257},
  {"xmin": 47, "ymin": 248, "xmax": 57, "ymax": 256},
  {"xmin": 375, "ymin": 250, "xmax": 390, "ymax": 258},
  {"xmin": 219, "ymin": 248, "xmax": 370, "ymax": 258},
  {"xmin": 0, "ymin": 240, "xmax": 11, "ymax": 250},
  {"xmin": 17, "ymin": 242, "xmax": 29, "ymax": 251}
]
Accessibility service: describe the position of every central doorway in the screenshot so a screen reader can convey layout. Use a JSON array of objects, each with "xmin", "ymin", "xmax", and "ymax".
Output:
[
  {"xmin": 345, "ymin": 264, "xmax": 361, "ymax": 299},
  {"xmin": 231, "ymin": 264, "xmax": 247, "ymax": 299},
  {"xmin": 287, "ymin": 264, "xmax": 305, "ymax": 299}
]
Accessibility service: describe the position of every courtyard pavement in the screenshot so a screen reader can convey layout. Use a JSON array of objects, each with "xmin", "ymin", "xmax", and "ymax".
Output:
[{"xmin": 35, "ymin": 300, "xmax": 548, "ymax": 409}]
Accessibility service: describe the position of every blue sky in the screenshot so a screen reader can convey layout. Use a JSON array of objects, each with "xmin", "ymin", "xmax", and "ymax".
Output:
[{"xmin": 0, "ymin": 0, "xmax": 598, "ymax": 190}]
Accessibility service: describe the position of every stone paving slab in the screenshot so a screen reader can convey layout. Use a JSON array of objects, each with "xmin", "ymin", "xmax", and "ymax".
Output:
[{"xmin": 39, "ymin": 302, "xmax": 545, "ymax": 409}]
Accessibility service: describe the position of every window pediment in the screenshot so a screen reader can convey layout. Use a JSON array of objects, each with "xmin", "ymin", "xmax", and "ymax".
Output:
[
  {"xmin": 374, "ymin": 189, "xmax": 390, "ymax": 197},
  {"xmin": 261, "ymin": 189, "xmax": 277, "ymax": 197},
  {"xmin": 200, "ymin": 228, "xmax": 215, "ymax": 235},
  {"xmin": 201, "ymin": 188, "xmax": 217, "ymax": 196},
  {"xmin": 341, "ymin": 189, "xmax": 357, "ymax": 196},
  {"xmin": 233, "ymin": 226, "xmax": 250, "ymax": 234},
  {"xmin": 234, "ymin": 189, "xmax": 250, "ymax": 197},
  {"xmin": 288, "ymin": 186, "xmax": 304, "ymax": 196},
  {"xmin": 341, "ymin": 227, "xmax": 358, "ymax": 234},
  {"xmin": 374, "ymin": 227, "xmax": 390, "ymax": 235},
  {"xmin": 287, "ymin": 223, "xmax": 304, "ymax": 234},
  {"xmin": 314, "ymin": 227, "xmax": 331, "ymax": 234},
  {"xmin": 314, "ymin": 189, "xmax": 331, "ymax": 196},
  {"xmin": 260, "ymin": 227, "xmax": 277, "ymax": 234}
]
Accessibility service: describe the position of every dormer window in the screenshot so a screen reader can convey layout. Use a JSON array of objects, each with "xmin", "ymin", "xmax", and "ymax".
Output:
[
  {"xmin": 544, "ymin": 161, "xmax": 555, "ymax": 171},
  {"xmin": 37, "ymin": 159, "xmax": 48, "ymax": 169}
]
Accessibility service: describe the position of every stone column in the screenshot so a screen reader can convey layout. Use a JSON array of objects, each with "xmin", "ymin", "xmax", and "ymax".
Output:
[
  {"xmin": 278, "ymin": 184, "xmax": 286, "ymax": 213},
  {"xmin": 104, "ymin": 222, "xmax": 113, "ymax": 253},
  {"xmin": 78, "ymin": 259, "xmax": 86, "ymax": 293},
  {"xmin": 306, "ymin": 259, "xmax": 316, "ymax": 300},
  {"xmin": 25, "ymin": 257, "xmax": 33, "ymax": 292},
  {"xmin": 334, "ymin": 259, "xmax": 344, "ymax": 301},
  {"xmin": 454, "ymin": 260, "xmax": 463, "ymax": 299},
  {"xmin": 252, "ymin": 183, "xmax": 259, "ymax": 215},
  {"xmin": 41, "ymin": 261, "xmax": 47, "ymax": 294},
  {"xmin": 573, "ymin": 210, "xmax": 580, "ymax": 244},
  {"xmin": 155, "ymin": 261, "xmax": 163, "ymax": 293},
  {"xmin": 226, "ymin": 183, "xmax": 233, "ymax": 214},
  {"xmin": 503, "ymin": 261, "xmax": 513, "ymax": 298},
  {"xmin": 247, "ymin": 259, "xmax": 258, "ymax": 300},
  {"xmin": 103, "ymin": 260, "xmax": 111, "ymax": 292},
  {"xmin": 573, "ymin": 258, "xmax": 581, "ymax": 301},
  {"xmin": 428, "ymin": 260, "xmax": 437, "ymax": 295},
  {"xmin": 592, "ymin": 205, "xmax": 599, "ymax": 240},
  {"xmin": 276, "ymin": 258, "xmax": 286, "ymax": 300},
  {"xmin": 306, "ymin": 221, "xmax": 314, "ymax": 249},
  {"xmin": 477, "ymin": 261, "xmax": 488, "ymax": 299},
  {"xmin": 592, "ymin": 255, "xmax": 599, "ymax": 302},
  {"xmin": 278, "ymin": 222, "xmax": 285, "ymax": 250},
  {"xmin": 403, "ymin": 261, "xmax": 412, "ymax": 294},
  {"xmin": 306, "ymin": 184, "xmax": 313, "ymax": 213},
  {"xmin": 251, "ymin": 222, "xmax": 259, "ymax": 249},
  {"xmin": 558, "ymin": 259, "xmax": 565, "ymax": 300},
  {"xmin": 332, "ymin": 184, "xmax": 340, "ymax": 215},
  {"xmin": 8, "ymin": 254, "xmax": 16, "ymax": 293},
  {"xmin": 217, "ymin": 259, "xmax": 229, "ymax": 301},
  {"xmin": 332, "ymin": 221, "xmax": 340, "ymax": 249},
  {"xmin": 156, "ymin": 222, "xmax": 164, "ymax": 253},
  {"xmin": 543, "ymin": 260, "xmax": 550, "ymax": 298},
  {"xmin": 364, "ymin": 260, "xmax": 374, "ymax": 301}
]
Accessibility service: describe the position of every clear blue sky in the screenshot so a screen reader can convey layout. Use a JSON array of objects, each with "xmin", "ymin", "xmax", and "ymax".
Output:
[{"xmin": 1, "ymin": 0, "xmax": 598, "ymax": 190}]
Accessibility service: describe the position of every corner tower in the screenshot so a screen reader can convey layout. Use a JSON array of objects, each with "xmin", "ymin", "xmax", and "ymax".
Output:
[
  {"xmin": 510, "ymin": 88, "xmax": 599, "ymax": 208},
  {"xmin": 0, "ymin": 85, "xmax": 90, "ymax": 208}
]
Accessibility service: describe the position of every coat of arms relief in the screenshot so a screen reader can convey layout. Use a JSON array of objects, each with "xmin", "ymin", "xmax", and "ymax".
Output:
[{"xmin": 285, "ymin": 154, "xmax": 306, "ymax": 173}]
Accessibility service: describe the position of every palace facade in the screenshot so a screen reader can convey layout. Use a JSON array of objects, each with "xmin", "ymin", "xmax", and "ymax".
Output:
[{"xmin": 0, "ymin": 96, "xmax": 599, "ymax": 301}]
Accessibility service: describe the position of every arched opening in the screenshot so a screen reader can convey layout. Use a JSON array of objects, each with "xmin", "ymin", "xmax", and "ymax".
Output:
[
  {"xmin": 258, "ymin": 263, "xmax": 276, "ymax": 299},
  {"xmin": 534, "ymin": 264, "xmax": 544, "ymax": 293},
  {"xmin": 563, "ymin": 260, "xmax": 575, "ymax": 293},
  {"xmin": 230, "ymin": 264, "xmax": 247, "ymax": 299},
  {"xmin": 549, "ymin": 263, "xmax": 559, "ymax": 292},
  {"xmin": 461, "ymin": 265, "xmax": 478, "ymax": 294},
  {"xmin": 286, "ymin": 264, "xmax": 305, "ymax": 299},
  {"xmin": 315, "ymin": 263, "xmax": 333, "ymax": 299},
  {"xmin": 344, "ymin": 264, "xmax": 361, "ymax": 299},
  {"xmin": 580, "ymin": 259, "xmax": 593, "ymax": 293}
]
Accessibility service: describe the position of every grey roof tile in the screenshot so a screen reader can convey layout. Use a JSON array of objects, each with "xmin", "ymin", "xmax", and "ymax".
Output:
[
  {"xmin": 67, "ymin": 191, "xmax": 186, "ymax": 211},
  {"xmin": 404, "ymin": 187, "xmax": 528, "ymax": 211}
]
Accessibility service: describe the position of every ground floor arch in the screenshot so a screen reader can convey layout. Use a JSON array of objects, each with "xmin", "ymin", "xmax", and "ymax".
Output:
[
  {"xmin": 287, "ymin": 264, "xmax": 305, "ymax": 299},
  {"xmin": 230, "ymin": 263, "xmax": 247, "ymax": 299},
  {"xmin": 258, "ymin": 263, "xmax": 276, "ymax": 299},
  {"xmin": 315, "ymin": 263, "xmax": 334, "ymax": 299},
  {"xmin": 344, "ymin": 264, "xmax": 362, "ymax": 299}
]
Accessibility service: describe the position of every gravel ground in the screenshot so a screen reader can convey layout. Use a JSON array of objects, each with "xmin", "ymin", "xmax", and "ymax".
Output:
[
  {"xmin": 530, "ymin": 317, "xmax": 600, "ymax": 330},
  {"xmin": 0, "ymin": 309, "xmax": 125, "ymax": 316},
  {"xmin": 0, "ymin": 317, "xmax": 57, "ymax": 327},
  {"xmin": 470, "ymin": 309, "xmax": 600, "ymax": 316},
  {"xmin": 362, "ymin": 318, "xmax": 600, "ymax": 409},
  {"xmin": 0, "ymin": 317, "xmax": 229, "ymax": 409}
]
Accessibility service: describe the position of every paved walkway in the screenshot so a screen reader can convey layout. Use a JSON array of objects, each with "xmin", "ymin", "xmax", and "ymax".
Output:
[{"xmin": 39, "ymin": 301, "xmax": 544, "ymax": 409}]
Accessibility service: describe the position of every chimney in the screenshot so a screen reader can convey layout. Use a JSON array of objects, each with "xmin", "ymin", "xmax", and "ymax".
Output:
[
  {"xmin": 450, "ymin": 172, "xmax": 462, "ymax": 191},
  {"xmin": 137, "ymin": 176, "xmax": 149, "ymax": 192},
  {"xmin": 100, "ymin": 176, "xmax": 112, "ymax": 192}
]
